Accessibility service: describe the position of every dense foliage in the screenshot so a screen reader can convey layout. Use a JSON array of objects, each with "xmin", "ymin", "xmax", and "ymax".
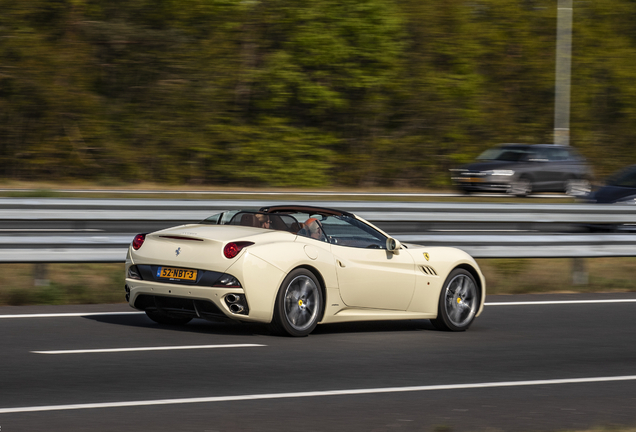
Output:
[{"xmin": 2, "ymin": 0, "xmax": 636, "ymax": 187}]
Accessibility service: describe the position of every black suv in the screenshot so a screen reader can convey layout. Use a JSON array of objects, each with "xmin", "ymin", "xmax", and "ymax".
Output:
[{"xmin": 450, "ymin": 144, "xmax": 593, "ymax": 197}]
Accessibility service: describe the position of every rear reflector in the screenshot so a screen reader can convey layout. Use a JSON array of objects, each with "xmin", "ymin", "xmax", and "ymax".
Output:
[{"xmin": 213, "ymin": 274, "xmax": 242, "ymax": 288}]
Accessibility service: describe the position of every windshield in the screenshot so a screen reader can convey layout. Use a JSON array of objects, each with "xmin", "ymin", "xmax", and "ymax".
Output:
[
  {"xmin": 477, "ymin": 148, "xmax": 530, "ymax": 162},
  {"xmin": 201, "ymin": 210, "xmax": 388, "ymax": 248},
  {"xmin": 319, "ymin": 215, "xmax": 387, "ymax": 248},
  {"xmin": 202, "ymin": 210, "xmax": 302, "ymax": 232}
]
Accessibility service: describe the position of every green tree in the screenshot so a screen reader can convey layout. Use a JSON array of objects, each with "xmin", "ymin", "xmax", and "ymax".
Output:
[{"xmin": 3, "ymin": 0, "xmax": 636, "ymax": 188}]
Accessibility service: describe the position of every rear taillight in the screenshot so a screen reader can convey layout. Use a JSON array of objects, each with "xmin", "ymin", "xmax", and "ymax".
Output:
[
  {"xmin": 223, "ymin": 241, "xmax": 254, "ymax": 259},
  {"xmin": 132, "ymin": 234, "xmax": 146, "ymax": 250}
]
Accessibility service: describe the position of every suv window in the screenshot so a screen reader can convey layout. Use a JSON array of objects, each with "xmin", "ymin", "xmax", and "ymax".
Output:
[
  {"xmin": 544, "ymin": 147, "xmax": 570, "ymax": 161},
  {"xmin": 528, "ymin": 148, "xmax": 550, "ymax": 161},
  {"xmin": 477, "ymin": 148, "xmax": 530, "ymax": 162}
]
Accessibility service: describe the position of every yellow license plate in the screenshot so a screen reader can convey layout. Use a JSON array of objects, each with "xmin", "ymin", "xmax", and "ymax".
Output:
[
  {"xmin": 157, "ymin": 267, "xmax": 197, "ymax": 281},
  {"xmin": 459, "ymin": 177, "xmax": 483, "ymax": 183}
]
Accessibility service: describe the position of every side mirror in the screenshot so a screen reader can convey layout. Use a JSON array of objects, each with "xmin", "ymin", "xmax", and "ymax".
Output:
[{"xmin": 386, "ymin": 237, "xmax": 401, "ymax": 253}]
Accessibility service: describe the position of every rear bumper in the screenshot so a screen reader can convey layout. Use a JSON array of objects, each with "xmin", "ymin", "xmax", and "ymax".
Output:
[
  {"xmin": 454, "ymin": 181, "xmax": 510, "ymax": 192},
  {"xmin": 134, "ymin": 293, "xmax": 229, "ymax": 321},
  {"xmin": 451, "ymin": 175, "xmax": 513, "ymax": 192},
  {"xmin": 126, "ymin": 279, "xmax": 257, "ymax": 322},
  {"xmin": 126, "ymin": 251, "xmax": 285, "ymax": 324}
]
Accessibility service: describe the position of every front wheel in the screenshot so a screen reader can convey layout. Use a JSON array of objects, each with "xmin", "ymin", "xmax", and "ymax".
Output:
[
  {"xmin": 272, "ymin": 269, "xmax": 323, "ymax": 337},
  {"xmin": 431, "ymin": 268, "xmax": 480, "ymax": 332},
  {"xmin": 508, "ymin": 177, "xmax": 532, "ymax": 197}
]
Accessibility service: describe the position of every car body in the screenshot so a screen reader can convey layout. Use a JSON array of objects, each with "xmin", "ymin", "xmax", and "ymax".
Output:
[
  {"xmin": 584, "ymin": 165, "xmax": 636, "ymax": 232},
  {"xmin": 450, "ymin": 144, "xmax": 593, "ymax": 197},
  {"xmin": 586, "ymin": 164, "xmax": 636, "ymax": 204},
  {"xmin": 125, "ymin": 205, "xmax": 486, "ymax": 336}
]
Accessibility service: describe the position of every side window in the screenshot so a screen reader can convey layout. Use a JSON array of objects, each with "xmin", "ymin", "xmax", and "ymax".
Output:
[
  {"xmin": 219, "ymin": 210, "xmax": 240, "ymax": 224},
  {"xmin": 202, "ymin": 213, "xmax": 222, "ymax": 224},
  {"xmin": 545, "ymin": 148, "xmax": 568, "ymax": 161},
  {"xmin": 320, "ymin": 216, "xmax": 387, "ymax": 249},
  {"xmin": 530, "ymin": 148, "xmax": 549, "ymax": 161},
  {"xmin": 555, "ymin": 149, "xmax": 569, "ymax": 161},
  {"xmin": 202, "ymin": 211, "xmax": 236, "ymax": 224}
]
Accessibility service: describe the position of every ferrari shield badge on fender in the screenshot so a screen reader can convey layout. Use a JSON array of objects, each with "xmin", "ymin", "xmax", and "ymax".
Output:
[
  {"xmin": 175, "ymin": 247, "xmax": 181, "ymax": 257},
  {"xmin": 424, "ymin": 252, "xmax": 430, "ymax": 261}
]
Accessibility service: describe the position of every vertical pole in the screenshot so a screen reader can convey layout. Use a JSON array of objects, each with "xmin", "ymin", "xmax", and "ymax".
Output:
[
  {"xmin": 572, "ymin": 257, "xmax": 589, "ymax": 285},
  {"xmin": 555, "ymin": 1, "xmax": 586, "ymax": 283},
  {"xmin": 554, "ymin": 0, "xmax": 573, "ymax": 146},
  {"xmin": 34, "ymin": 263, "xmax": 49, "ymax": 287}
]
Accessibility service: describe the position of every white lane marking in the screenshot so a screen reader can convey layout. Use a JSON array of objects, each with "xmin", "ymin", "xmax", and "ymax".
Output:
[
  {"xmin": 1, "ymin": 299, "xmax": 635, "ymax": 319},
  {"xmin": 32, "ymin": 344, "xmax": 265, "ymax": 355},
  {"xmin": 0, "ymin": 312, "xmax": 144, "ymax": 319},
  {"xmin": 1, "ymin": 375, "xmax": 635, "ymax": 414},
  {"xmin": 486, "ymin": 299, "xmax": 636, "ymax": 306}
]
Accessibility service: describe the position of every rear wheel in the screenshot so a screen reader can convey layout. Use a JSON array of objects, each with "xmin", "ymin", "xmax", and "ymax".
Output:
[
  {"xmin": 431, "ymin": 268, "xmax": 480, "ymax": 332},
  {"xmin": 272, "ymin": 269, "xmax": 323, "ymax": 337},
  {"xmin": 145, "ymin": 309, "xmax": 192, "ymax": 325}
]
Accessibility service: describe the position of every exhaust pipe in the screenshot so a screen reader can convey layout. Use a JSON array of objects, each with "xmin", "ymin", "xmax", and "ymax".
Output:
[
  {"xmin": 226, "ymin": 294, "xmax": 241, "ymax": 303},
  {"xmin": 225, "ymin": 294, "xmax": 248, "ymax": 314},
  {"xmin": 229, "ymin": 303, "xmax": 244, "ymax": 313}
]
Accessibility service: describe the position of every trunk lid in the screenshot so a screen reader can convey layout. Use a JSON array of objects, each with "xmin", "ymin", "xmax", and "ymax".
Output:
[{"xmin": 130, "ymin": 224, "xmax": 293, "ymax": 272}]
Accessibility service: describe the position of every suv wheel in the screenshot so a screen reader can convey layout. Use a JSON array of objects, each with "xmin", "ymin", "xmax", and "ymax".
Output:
[
  {"xmin": 565, "ymin": 178, "xmax": 591, "ymax": 197},
  {"xmin": 508, "ymin": 177, "xmax": 532, "ymax": 197}
]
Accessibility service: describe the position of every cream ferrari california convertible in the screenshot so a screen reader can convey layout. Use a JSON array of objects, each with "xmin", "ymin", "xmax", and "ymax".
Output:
[{"xmin": 125, "ymin": 205, "xmax": 485, "ymax": 336}]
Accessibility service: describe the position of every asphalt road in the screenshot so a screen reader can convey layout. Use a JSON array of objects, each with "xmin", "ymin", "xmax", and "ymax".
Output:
[{"xmin": 1, "ymin": 293, "xmax": 636, "ymax": 432}]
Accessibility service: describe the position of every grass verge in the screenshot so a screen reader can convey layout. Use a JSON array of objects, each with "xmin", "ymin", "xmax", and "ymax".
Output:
[
  {"xmin": 0, "ymin": 180, "xmax": 578, "ymax": 203},
  {"xmin": 478, "ymin": 257, "xmax": 636, "ymax": 295},
  {"xmin": 0, "ymin": 263, "xmax": 125, "ymax": 306},
  {"xmin": 0, "ymin": 258, "xmax": 634, "ymax": 307}
]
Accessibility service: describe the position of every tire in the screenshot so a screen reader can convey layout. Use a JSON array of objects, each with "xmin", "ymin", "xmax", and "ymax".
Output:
[
  {"xmin": 431, "ymin": 268, "xmax": 480, "ymax": 332},
  {"xmin": 145, "ymin": 309, "xmax": 192, "ymax": 325},
  {"xmin": 508, "ymin": 177, "xmax": 532, "ymax": 197},
  {"xmin": 565, "ymin": 178, "xmax": 591, "ymax": 197},
  {"xmin": 271, "ymin": 268, "xmax": 323, "ymax": 337}
]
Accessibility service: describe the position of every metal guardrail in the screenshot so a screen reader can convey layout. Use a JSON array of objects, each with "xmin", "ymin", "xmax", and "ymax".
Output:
[
  {"xmin": 1, "ymin": 198, "xmax": 636, "ymax": 262},
  {"xmin": 0, "ymin": 249, "xmax": 127, "ymax": 263},
  {"xmin": 2, "ymin": 233, "xmax": 636, "ymax": 262},
  {"xmin": 2, "ymin": 198, "xmax": 636, "ymax": 223},
  {"xmin": 400, "ymin": 234, "xmax": 636, "ymax": 258}
]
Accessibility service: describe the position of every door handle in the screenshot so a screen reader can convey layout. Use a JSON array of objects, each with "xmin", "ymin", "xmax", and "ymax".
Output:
[{"xmin": 337, "ymin": 260, "xmax": 346, "ymax": 268}]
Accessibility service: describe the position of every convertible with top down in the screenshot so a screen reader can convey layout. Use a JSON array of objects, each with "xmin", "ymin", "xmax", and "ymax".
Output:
[{"xmin": 125, "ymin": 205, "xmax": 486, "ymax": 336}]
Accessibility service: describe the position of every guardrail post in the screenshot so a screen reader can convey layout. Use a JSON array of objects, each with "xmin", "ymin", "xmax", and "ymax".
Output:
[
  {"xmin": 34, "ymin": 263, "xmax": 50, "ymax": 287},
  {"xmin": 571, "ymin": 258, "xmax": 588, "ymax": 285}
]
